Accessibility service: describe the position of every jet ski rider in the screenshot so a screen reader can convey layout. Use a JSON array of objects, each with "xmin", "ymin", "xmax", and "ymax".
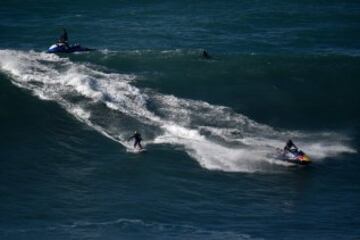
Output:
[
  {"xmin": 284, "ymin": 139, "xmax": 297, "ymax": 153},
  {"xmin": 58, "ymin": 28, "xmax": 69, "ymax": 48}
]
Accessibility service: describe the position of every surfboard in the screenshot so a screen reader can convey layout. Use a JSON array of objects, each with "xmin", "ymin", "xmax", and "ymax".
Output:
[
  {"xmin": 127, "ymin": 148, "xmax": 147, "ymax": 154},
  {"xmin": 135, "ymin": 148, "xmax": 147, "ymax": 153}
]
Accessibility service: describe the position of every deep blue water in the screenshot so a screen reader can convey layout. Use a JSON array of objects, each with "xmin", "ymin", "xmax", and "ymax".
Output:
[{"xmin": 0, "ymin": 1, "xmax": 360, "ymax": 239}]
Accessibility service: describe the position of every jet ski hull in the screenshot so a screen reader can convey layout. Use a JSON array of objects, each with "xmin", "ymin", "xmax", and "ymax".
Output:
[
  {"xmin": 277, "ymin": 148, "xmax": 311, "ymax": 165},
  {"xmin": 284, "ymin": 156, "xmax": 311, "ymax": 165},
  {"xmin": 47, "ymin": 43, "xmax": 94, "ymax": 53}
]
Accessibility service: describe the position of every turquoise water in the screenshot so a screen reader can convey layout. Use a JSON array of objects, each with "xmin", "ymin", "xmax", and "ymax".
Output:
[{"xmin": 0, "ymin": 1, "xmax": 360, "ymax": 239}]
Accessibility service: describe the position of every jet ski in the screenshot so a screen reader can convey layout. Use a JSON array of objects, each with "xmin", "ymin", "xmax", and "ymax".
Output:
[
  {"xmin": 47, "ymin": 43, "xmax": 94, "ymax": 53},
  {"xmin": 277, "ymin": 148, "xmax": 311, "ymax": 165}
]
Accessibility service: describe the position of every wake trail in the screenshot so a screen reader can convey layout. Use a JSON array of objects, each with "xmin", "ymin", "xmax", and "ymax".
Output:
[{"xmin": 0, "ymin": 50, "xmax": 356, "ymax": 172}]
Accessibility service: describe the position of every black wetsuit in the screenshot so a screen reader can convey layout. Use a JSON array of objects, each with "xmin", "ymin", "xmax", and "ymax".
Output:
[
  {"xmin": 128, "ymin": 133, "xmax": 143, "ymax": 149},
  {"xmin": 59, "ymin": 29, "xmax": 69, "ymax": 47},
  {"xmin": 284, "ymin": 140, "xmax": 297, "ymax": 152},
  {"xmin": 202, "ymin": 50, "xmax": 211, "ymax": 59}
]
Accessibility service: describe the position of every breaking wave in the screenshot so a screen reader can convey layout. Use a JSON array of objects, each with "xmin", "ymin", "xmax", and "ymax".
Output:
[{"xmin": 0, "ymin": 49, "xmax": 356, "ymax": 172}]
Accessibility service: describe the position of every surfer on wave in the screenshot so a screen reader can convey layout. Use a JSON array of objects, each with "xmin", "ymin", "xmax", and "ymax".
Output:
[{"xmin": 128, "ymin": 131, "xmax": 143, "ymax": 150}]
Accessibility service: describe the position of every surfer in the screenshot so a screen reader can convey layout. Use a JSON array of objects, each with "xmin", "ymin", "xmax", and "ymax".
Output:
[
  {"xmin": 58, "ymin": 28, "xmax": 69, "ymax": 48},
  {"xmin": 128, "ymin": 131, "xmax": 143, "ymax": 150},
  {"xmin": 202, "ymin": 50, "xmax": 211, "ymax": 59},
  {"xmin": 284, "ymin": 139, "xmax": 297, "ymax": 152}
]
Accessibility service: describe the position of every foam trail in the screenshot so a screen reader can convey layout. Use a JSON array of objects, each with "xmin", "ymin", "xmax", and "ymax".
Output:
[
  {"xmin": 154, "ymin": 124, "xmax": 281, "ymax": 172},
  {"xmin": 0, "ymin": 50, "xmax": 356, "ymax": 172}
]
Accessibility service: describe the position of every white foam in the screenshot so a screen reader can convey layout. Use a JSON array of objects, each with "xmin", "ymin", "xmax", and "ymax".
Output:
[
  {"xmin": 68, "ymin": 106, "xmax": 91, "ymax": 120},
  {"xmin": 154, "ymin": 123, "xmax": 294, "ymax": 172}
]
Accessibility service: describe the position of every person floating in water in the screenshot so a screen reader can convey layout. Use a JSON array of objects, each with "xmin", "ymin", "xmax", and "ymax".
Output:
[
  {"xmin": 128, "ymin": 131, "xmax": 143, "ymax": 149},
  {"xmin": 284, "ymin": 139, "xmax": 297, "ymax": 152},
  {"xmin": 58, "ymin": 28, "xmax": 69, "ymax": 48},
  {"xmin": 202, "ymin": 50, "xmax": 211, "ymax": 59}
]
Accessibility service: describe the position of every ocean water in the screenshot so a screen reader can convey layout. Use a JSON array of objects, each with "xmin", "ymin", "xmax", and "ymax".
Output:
[{"xmin": 1, "ymin": 1, "xmax": 360, "ymax": 239}]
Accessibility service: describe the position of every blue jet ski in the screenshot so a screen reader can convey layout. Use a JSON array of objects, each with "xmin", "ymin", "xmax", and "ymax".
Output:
[
  {"xmin": 276, "ymin": 148, "xmax": 311, "ymax": 165},
  {"xmin": 47, "ymin": 43, "xmax": 94, "ymax": 53}
]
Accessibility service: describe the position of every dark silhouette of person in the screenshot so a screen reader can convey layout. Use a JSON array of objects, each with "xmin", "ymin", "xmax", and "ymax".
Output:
[
  {"xmin": 202, "ymin": 50, "xmax": 211, "ymax": 59},
  {"xmin": 284, "ymin": 139, "xmax": 297, "ymax": 152},
  {"xmin": 128, "ymin": 131, "xmax": 143, "ymax": 149},
  {"xmin": 58, "ymin": 28, "xmax": 69, "ymax": 48}
]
